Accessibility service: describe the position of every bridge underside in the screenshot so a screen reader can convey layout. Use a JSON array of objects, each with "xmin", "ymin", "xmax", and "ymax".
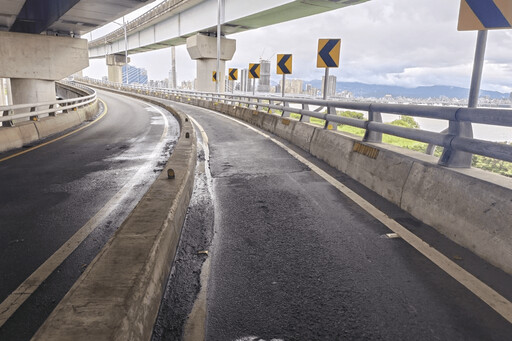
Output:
[{"xmin": 89, "ymin": 0, "xmax": 369, "ymax": 58}]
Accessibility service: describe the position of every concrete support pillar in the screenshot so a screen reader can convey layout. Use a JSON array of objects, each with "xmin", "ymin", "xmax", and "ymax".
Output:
[
  {"xmin": 186, "ymin": 34, "xmax": 236, "ymax": 92},
  {"xmin": 10, "ymin": 79, "xmax": 56, "ymax": 104},
  {"xmin": 106, "ymin": 54, "xmax": 130, "ymax": 84},
  {"xmin": 0, "ymin": 32, "xmax": 88, "ymax": 106},
  {"xmin": 0, "ymin": 79, "xmax": 7, "ymax": 105}
]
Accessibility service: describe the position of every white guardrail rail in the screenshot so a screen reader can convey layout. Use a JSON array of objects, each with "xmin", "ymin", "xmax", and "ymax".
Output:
[
  {"xmin": 78, "ymin": 77, "xmax": 512, "ymax": 169},
  {"xmin": 0, "ymin": 82, "xmax": 97, "ymax": 128}
]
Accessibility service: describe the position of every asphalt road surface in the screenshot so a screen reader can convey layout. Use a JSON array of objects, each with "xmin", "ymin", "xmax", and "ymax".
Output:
[
  {"xmin": 155, "ymin": 101, "xmax": 512, "ymax": 341},
  {"xmin": 0, "ymin": 89, "xmax": 179, "ymax": 340}
]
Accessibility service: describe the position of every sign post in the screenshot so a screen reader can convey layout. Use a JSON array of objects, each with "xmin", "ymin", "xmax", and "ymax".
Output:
[
  {"xmin": 317, "ymin": 39, "xmax": 341, "ymax": 99},
  {"xmin": 249, "ymin": 63, "xmax": 260, "ymax": 96},
  {"xmin": 277, "ymin": 54, "xmax": 292, "ymax": 97},
  {"xmin": 439, "ymin": 1, "xmax": 512, "ymax": 167}
]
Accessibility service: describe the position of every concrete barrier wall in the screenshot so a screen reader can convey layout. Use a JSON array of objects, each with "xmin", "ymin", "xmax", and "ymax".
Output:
[
  {"xmin": 0, "ymin": 100, "xmax": 99, "ymax": 153},
  {"xmin": 32, "ymin": 93, "xmax": 197, "ymax": 340},
  {"xmin": 186, "ymin": 97, "xmax": 512, "ymax": 274}
]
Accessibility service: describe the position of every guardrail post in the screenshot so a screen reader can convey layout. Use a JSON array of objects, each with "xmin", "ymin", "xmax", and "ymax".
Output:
[
  {"xmin": 281, "ymin": 101, "xmax": 290, "ymax": 117},
  {"xmin": 49, "ymin": 104, "xmax": 56, "ymax": 117},
  {"xmin": 300, "ymin": 104, "xmax": 311, "ymax": 123},
  {"xmin": 426, "ymin": 128, "xmax": 448, "ymax": 155},
  {"xmin": 2, "ymin": 109, "xmax": 14, "ymax": 127},
  {"xmin": 29, "ymin": 107, "xmax": 38, "ymax": 121},
  {"xmin": 438, "ymin": 115, "xmax": 473, "ymax": 168},
  {"xmin": 363, "ymin": 106, "xmax": 382, "ymax": 143},
  {"xmin": 324, "ymin": 106, "xmax": 338, "ymax": 130}
]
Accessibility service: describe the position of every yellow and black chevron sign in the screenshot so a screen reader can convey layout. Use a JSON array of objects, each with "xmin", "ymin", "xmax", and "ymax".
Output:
[
  {"xmin": 212, "ymin": 71, "xmax": 219, "ymax": 82},
  {"xmin": 458, "ymin": 0, "xmax": 512, "ymax": 31}
]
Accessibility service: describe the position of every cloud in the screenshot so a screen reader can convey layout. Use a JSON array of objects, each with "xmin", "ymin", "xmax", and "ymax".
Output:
[{"xmin": 84, "ymin": 0, "xmax": 512, "ymax": 93}]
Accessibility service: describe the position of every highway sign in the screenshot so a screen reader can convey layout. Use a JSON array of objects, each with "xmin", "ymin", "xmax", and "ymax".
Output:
[
  {"xmin": 277, "ymin": 54, "xmax": 292, "ymax": 74},
  {"xmin": 317, "ymin": 39, "xmax": 341, "ymax": 68},
  {"xmin": 229, "ymin": 68, "xmax": 238, "ymax": 81},
  {"xmin": 458, "ymin": 0, "xmax": 512, "ymax": 30},
  {"xmin": 249, "ymin": 63, "xmax": 260, "ymax": 79},
  {"xmin": 212, "ymin": 71, "xmax": 218, "ymax": 82}
]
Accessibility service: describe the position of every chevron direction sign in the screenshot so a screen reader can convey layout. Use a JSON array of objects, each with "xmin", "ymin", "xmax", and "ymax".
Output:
[
  {"xmin": 212, "ymin": 71, "xmax": 219, "ymax": 82},
  {"xmin": 249, "ymin": 63, "xmax": 260, "ymax": 79},
  {"xmin": 229, "ymin": 68, "xmax": 238, "ymax": 81},
  {"xmin": 277, "ymin": 54, "xmax": 292, "ymax": 74},
  {"xmin": 317, "ymin": 39, "xmax": 341, "ymax": 68},
  {"xmin": 458, "ymin": 0, "xmax": 512, "ymax": 30}
]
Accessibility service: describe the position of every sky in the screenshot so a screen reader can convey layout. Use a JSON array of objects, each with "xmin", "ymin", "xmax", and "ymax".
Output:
[{"xmin": 83, "ymin": 0, "xmax": 512, "ymax": 93}]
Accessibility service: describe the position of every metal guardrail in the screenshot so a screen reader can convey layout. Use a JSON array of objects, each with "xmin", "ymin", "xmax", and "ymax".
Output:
[
  {"xmin": 78, "ymin": 78, "xmax": 512, "ymax": 168},
  {"xmin": 0, "ymin": 82, "xmax": 97, "ymax": 127}
]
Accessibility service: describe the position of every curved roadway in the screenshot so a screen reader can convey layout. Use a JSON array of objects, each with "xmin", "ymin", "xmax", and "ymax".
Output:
[
  {"xmin": 154, "ymin": 101, "xmax": 512, "ymax": 341},
  {"xmin": 0, "ymin": 89, "xmax": 179, "ymax": 340}
]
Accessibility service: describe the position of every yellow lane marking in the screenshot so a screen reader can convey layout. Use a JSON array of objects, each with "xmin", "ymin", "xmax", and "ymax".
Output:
[
  {"xmin": 0, "ymin": 99, "xmax": 108, "ymax": 163},
  {"xmin": 188, "ymin": 104, "xmax": 512, "ymax": 324},
  {"xmin": 0, "ymin": 100, "xmax": 169, "ymax": 327}
]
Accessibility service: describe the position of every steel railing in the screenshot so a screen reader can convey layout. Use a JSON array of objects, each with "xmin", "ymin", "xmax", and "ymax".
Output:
[
  {"xmin": 0, "ymin": 82, "xmax": 97, "ymax": 127},
  {"xmin": 78, "ymin": 77, "xmax": 512, "ymax": 168}
]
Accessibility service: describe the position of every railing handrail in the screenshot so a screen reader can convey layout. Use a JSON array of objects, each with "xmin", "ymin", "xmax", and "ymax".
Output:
[
  {"xmin": 76, "ymin": 77, "xmax": 512, "ymax": 167},
  {"xmin": 1, "ymin": 82, "xmax": 97, "ymax": 125}
]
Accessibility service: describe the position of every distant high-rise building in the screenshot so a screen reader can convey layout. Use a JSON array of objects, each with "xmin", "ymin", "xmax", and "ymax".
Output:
[
  {"xmin": 122, "ymin": 65, "xmax": 148, "ymax": 85},
  {"xmin": 279, "ymin": 78, "xmax": 303, "ymax": 94},
  {"xmin": 257, "ymin": 59, "xmax": 271, "ymax": 92},
  {"xmin": 321, "ymin": 75, "xmax": 337, "ymax": 97},
  {"xmin": 240, "ymin": 69, "xmax": 249, "ymax": 92}
]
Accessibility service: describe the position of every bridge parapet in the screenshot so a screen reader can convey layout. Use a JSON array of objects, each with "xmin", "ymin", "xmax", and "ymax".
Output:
[{"xmin": 77, "ymin": 77, "xmax": 512, "ymax": 274}]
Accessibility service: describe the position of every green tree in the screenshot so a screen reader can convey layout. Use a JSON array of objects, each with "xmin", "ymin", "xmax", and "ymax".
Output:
[{"xmin": 390, "ymin": 115, "xmax": 420, "ymax": 129}]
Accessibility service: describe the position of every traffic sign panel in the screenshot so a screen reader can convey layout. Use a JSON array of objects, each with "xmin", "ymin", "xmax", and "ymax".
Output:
[
  {"xmin": 249, "ymin": 63, "xmax": 260, "ymax": 79},
  {"xmin": 229, "ymin": 68, "xmax": 238, "ymax": 81},
  {"xmin": 458, "ymin": 0, "xmax": 512, "ymax": 30},
  {"xmin": 317, "ymin": 39, "xmax": 341, "ymax": 68},
  {"xmin": 212, "ymin": 71, "xmax": 218, "ymax": 82},
  {"xmin": 277, "ymin": 54, "xmax": 292, "ymax": 74}
]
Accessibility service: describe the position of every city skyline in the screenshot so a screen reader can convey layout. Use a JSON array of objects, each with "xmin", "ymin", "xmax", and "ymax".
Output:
[{"xmin": 84, "ymin": 0, "xmax": 512, "ymax": 93}]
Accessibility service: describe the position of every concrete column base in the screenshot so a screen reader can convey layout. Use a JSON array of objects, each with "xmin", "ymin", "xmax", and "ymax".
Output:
[
  {"xmin": 10, "ymin": 79, "xmax": 56, "ymax": 105},
  {"xmin": 106, "ymin": 54, "xmax": 129, "ymax": 84},
  {"xmin": 108, "ymin": 65, "xmax": 124, "ymax": 84},
  {"xmin": 196, "ymin": 59, "xmax": 227, "ymax": 93},
  {"xmin": 186, "ymin": 34, "xmax": 236, "ymax": 92}
]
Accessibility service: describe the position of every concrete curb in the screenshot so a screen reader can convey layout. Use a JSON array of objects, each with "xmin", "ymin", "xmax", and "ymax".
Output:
[
  {"xmin": 0, "ymin": 100, "xmax": 99, "ymax": 154},
  {"xmin": 171, "ymin": 94, "xmax": 512, "ymax": 274},
  {"xmin": 32, "ymin": 93, "xmax": 197, "ymax": 340}
]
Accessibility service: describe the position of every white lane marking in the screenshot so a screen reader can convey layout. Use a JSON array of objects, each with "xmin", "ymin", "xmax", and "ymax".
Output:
[
  {"xmin": 185, "ymin": 104, "xmax": 512, "ymax": 324},
  {"xmin": 0, "ymin": 100, "xmax": 169, "ymax": 327}
]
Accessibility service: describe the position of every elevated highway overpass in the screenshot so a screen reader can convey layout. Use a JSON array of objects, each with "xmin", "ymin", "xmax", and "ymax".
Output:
[
  {"xmin": 0, "ymin": 0, "xmax": 158, "ymax": 106},
  {"xmin": 87, "ymin": 0, "xmax": 370, "ymax": 91}
]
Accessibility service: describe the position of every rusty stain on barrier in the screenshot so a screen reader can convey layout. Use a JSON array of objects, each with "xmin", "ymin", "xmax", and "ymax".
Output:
[{"xmin": 353, "ymin": 142, "xmax": 379, "ymax": 159}]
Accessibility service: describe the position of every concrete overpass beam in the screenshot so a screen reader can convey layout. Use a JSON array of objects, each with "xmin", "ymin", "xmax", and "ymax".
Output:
[
  {"xmin": 0, "ymin": 32, "xmax": 88, "ymax": 105},
  {"xmin": 186, "ymin": 34, "xmax": 236, "ymax": 92},
  {"xmin": 106, "ymin": 54, "xmax": 130, "ymax": 84}
]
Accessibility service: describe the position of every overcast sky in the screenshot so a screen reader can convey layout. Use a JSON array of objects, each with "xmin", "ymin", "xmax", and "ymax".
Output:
[{"xmin": 84, "ymin": 0, "xmax": 512, "ymax": 93}]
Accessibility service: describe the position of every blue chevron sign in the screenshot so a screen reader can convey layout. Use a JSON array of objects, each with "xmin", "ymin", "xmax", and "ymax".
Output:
[
  {"xmin": 458, "ymin": 0, "xmax": 512, "ymax": 30},
  {"xmin": 317, "ymin": 39, "xmax": 341, "ymax": 68}
]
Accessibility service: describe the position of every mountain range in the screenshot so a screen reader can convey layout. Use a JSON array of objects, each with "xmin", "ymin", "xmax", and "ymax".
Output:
[{"xmin": 303, "ymin": 80, "xmax": 511, "ymax": 100}]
